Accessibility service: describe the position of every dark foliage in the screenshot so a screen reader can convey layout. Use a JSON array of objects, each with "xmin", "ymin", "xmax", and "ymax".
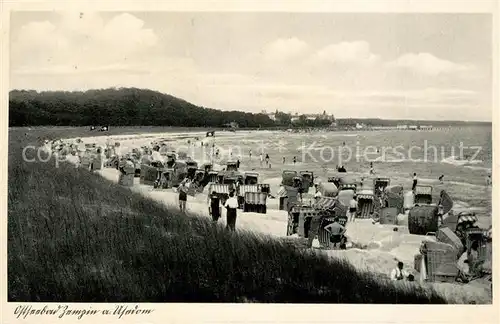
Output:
[{"xmin": 9, "ymin": 88, "xmax": 275, "ymax": 128}]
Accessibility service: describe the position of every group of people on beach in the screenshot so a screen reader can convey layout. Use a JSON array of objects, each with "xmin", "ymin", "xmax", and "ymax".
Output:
[
  {"xmin": 259, "ymin": 153, "xmax": 271, "ymax": 168},
  {"xmin": 249, "ymin": 149, "xmax": 298, "ymax": 167},
  {"xmin": 176, "ymin": 178, "xmax": 239, "ymax": 231},
  {"xmin": 208, "ymin": 190, "xmax": 239, "ymax": 231}
]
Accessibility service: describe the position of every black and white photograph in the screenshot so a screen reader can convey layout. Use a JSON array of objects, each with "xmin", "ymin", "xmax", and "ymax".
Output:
[{"xmin": 2, "ymin": 0, "xmax": 498, "ymax": 321}]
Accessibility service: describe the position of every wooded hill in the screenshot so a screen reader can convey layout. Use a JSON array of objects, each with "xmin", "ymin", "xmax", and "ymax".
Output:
[{"xmin": 9, "ymin": 88, "xmax": 275, "ymax": 128}]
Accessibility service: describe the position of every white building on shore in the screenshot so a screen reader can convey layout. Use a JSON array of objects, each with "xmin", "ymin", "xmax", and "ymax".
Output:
[{"xmin": 263, "ymin": 109, "xmax": 335, "ymax": 124}]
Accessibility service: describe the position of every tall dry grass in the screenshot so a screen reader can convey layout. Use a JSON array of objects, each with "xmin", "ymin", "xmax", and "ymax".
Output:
[{"xmin": 8, "ymin": 128, "xmax": 448, "ymax": 303}]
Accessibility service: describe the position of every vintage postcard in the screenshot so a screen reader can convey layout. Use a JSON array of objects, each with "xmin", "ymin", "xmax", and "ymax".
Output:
[{"xmin": 1, "ymin": 0, "xmax": 498, "ymax": 323}]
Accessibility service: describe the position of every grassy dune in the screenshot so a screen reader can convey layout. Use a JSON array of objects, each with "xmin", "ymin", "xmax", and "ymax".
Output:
[{"xmin": 8, "ymin": 127, "xmax": 450, "ymax": 303}]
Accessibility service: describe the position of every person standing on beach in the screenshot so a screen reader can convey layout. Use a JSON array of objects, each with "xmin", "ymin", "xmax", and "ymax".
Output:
[
  {"xmin": 249, "ymin": 149, "xmax": 252, "ymax": 160},
  {"xmin": 265, "ymin": 153, "xmax": 270, "ymax": 166},
  {"xmin": 314, "ymin": 185, "xmax": 322, "ymax": 201},
  {"xmin": 412, "ymin": 173, "xmax": 418, "ymax": 191},
  {"xmin": 293, "ymin": 156, "xmax": 297, "ymax": 165},
  {"xmin": 323, "ymin": 218, "xmax": 347, "ymax": 249},
  {"xmin": 209, "ymin": 191, "xmax": 221, "ymax": 222},
  {"xmin": 151, "ymin": 146, "xmax": 162, "ymax": 165},
  {"xmin": 178, "ymin": 181, "xmax": 188, "ymax": 213},
  {"xmin": 369, "ymin": 162, "xmax": 374, "ymax": 175},
  {"xmin": 224, "ymin": 191, "xmax": 239, "ymax": 231},
  {"xmin": 210, "ymin": 145, "xmax": 216, "ymax": 159},
  {"xmin": 439, "ymin": 175, "xmax": 444, "ymax": 184},
  {"xmin": 348, "ymin": 195, "xmax": 358, "ymax": 222},
  {"xmin": 259, "ymin": 153, "xmax": 263, "ymax": 166},
  {"xmin": 283, "ymin": 156, "xmax": 286, "ymax": 164}
]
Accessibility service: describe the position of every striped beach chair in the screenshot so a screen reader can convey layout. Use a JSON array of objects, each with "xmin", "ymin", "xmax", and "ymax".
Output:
[
  {"xmin": 239, "ymin": 184, "xmax": 259, "ymax": 196},
  {"xmin": 312, "ymin": 196, "xmax": 336, "ymax": 210},
  {"xmin": 238, "ymin": 184, "xmax": 259, "ymax": 208},
  {"xmin": 243, "ymin": 192, "xmax": 267, "ymax": 213},
  {"xmin": 287, "ymin": 206, "xmax": 318, "ymax": 237},
  {"xmin": 414, "ymin": 185, "xmax": 433, "ymax": 205}
]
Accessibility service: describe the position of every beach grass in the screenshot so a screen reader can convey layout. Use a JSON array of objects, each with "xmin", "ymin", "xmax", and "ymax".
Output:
[{"xmin": 7, "ymin": 127, "xmax": 453, "ymax": 303}]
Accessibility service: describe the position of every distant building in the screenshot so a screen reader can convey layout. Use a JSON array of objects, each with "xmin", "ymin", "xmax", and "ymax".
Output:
[
  {"xmin": 278, "ymin": 110, "xmax": 335, "ymax": 124},
  {"xmin": 420, "ymin": 125, "xmax": 433, "ymax": 130},
  {"xmin": 397, "ymin": 124, "xmax": 408, "ymax": 130},
  {"xmin": 355, "ymin": 123, "xmax": 364, "ymax": 129},
  {"xmin": 409, "ymin": 125, "xmax": 418, "ymax": 130}
]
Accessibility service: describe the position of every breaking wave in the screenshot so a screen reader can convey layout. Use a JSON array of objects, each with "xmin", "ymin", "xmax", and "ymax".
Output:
[
  {"xmin": 441, "ymin": 155, "xmax": 483, "ymax": 166},
  {"xmin": 464, "ymin": 165, "xmax": 492, "ymax": 172}
]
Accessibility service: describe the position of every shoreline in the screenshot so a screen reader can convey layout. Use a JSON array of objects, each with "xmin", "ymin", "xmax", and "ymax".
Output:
[{"xmin": 11, "ymin": 123, "xmax": 492, "ymax": 135}]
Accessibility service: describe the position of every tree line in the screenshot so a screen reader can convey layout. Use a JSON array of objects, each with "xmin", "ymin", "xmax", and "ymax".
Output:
[
  {"xmin": 9, "ymin": 88, "xmax": 275, "ymax": 128},
  {"xmin": 9, "ymin": 88, "xmax": 490, "ymax": 128}
]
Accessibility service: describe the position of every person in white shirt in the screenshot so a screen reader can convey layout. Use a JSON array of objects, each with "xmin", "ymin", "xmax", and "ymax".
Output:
[
  {"xmin": 65, "ymin": 151, "xmax": 80, "ymax": 167},
  {"xmin": 151, "ymin": 150, "xmax": 162, "ymax": 163},
  {"xmin": 348, "ymin": 195, "xmax": 358, "ymax": 222},
  {"xmin": 41, "ymin": 140, "xmax": 52, "ymax": 156},
  {"xmin": 92, "ymin": 147, "xmax": 104, "ymax": 170},
  {"xmin": 314, "ymin": 186, "xmax": 322, "ymax": 200},
  {"xmin": 390, "ymin": 261, "xmax": 409, "ymax": 281},
  {"xmin": 224, "ymin": 191, "xmax": 239, "ymax": 231}
]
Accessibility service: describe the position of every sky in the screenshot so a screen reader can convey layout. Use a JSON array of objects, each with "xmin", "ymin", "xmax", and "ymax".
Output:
[{"xmin": 9, "ymin": 11, "xmax": 493, "ymax": 121}]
